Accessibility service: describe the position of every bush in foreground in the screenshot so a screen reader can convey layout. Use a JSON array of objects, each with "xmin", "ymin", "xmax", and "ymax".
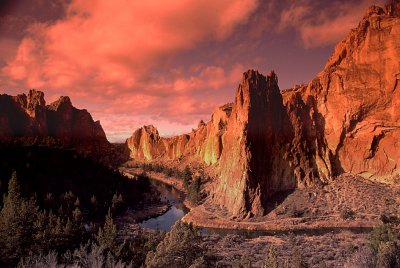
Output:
[{"xmin": 145, "ymin": 221, "xmax": 206, "ymax": 268}]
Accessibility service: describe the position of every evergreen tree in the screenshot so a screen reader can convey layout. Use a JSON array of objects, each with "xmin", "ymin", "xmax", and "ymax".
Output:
[
  {"xmin": 183, "ymin": 166, "xmax": 192, "ymax": 189},
  {"xmin": 74, "ymin": 197, "xmax": 81, "ymax": 207},
  {"xmin": 96, "ymin": 209, "xmax": 117, "ymax": 250},
  {"xmin": 145, "ymin": 221, "xmax": 204, "ymax": 268},
  {"xmin": 187, "ymin": 177, "xmax": 202, "ymax": 205},
  {"xmin": 239, "ymin": 255, "xmax": 251, "ymax": 268},
  {"xmin": 111, "ymin": 192, "xmax": 124, "ymax": 212},
  {"xmin": 291, "ymin": 248, "xmax": 308, "ymax": 268},
  {"xmin": 0, "ymin": 172, "xmax": 38, "ymax": 263},
  {"xmin": 185, "ymin": 167, "xmax": 192, "ymax": 177},
  {"xmin": 262, "ymin": 246, "xmax": 278, "ymax": 268},
  {"xmin": 282, "ymin": 259, "xmax": 290, "ymax": 268}
]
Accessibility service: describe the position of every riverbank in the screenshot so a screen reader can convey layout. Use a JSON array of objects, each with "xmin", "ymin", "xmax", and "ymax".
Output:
[
  {"xmin": 120, "ymin": 167, "xmax": 398, "ymax": 233},
  {"xmin": 121, "ymin": 167, "xmax": 186, "ymax": 192},
  {"xmin": 183, "ymin": 174, "xmax": 396, "ymax": 232},
  {"xmin": 183, "ymin": 199, "xmax": 377, "ymax": 231},
  {"xmin": 120, "ymin": 167, "xmax": 196, "ymax": 210},
  {"xmin": 118, "ymin": 166, "xmax": 384, "ymax": 267}
]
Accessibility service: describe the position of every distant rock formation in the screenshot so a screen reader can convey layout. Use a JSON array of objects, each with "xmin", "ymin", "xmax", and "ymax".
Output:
[
  {"xmin": 0, "ymin": 89, "xmax": 109, "ymax": 156},
  {"xmin": 126, "ymin": 103, "xmax": 232, "ymax": 165},
  {"xmin": 127, "ymin": 4, "xmax": 400, "ymax": 218}
]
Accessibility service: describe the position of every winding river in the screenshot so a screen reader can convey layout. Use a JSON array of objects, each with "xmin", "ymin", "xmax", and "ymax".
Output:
[{"xmin": 139, "ymin": 179, "xmax": 189, "ymax": 231}]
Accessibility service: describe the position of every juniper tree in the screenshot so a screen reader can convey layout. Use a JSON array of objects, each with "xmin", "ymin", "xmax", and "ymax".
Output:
[
  {"xmin": 96, "ymin": 209, "xmax": 117, "ymax": 250},
  {"xmin": 145, "ymin": 221, "xmax": 204, "ymax": 268},
  {"xmin": 187, "ymin": 177, "xmax": 201, "ymax": 205},
  {"xmin": 262, "ymin": 246, "xmax": 278, "ymax": 268},
  {"xmin": 0, "ymin": 172, "xmax": 38, "ymax": 263}
]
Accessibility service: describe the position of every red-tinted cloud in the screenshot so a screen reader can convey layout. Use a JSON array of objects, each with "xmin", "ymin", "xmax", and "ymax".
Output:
[
  {"xmin": 279, "ymin": 0, "xmax": 384, "ymax": 48},
  {"xmin": 0, "ymin": 0, "xmax": 386, "ymax": 142},
  {"xmin": 3, "ymin": 0, "xmax": 258, "ymax": 87},
  {"xmin": 1, "ymin": 0, "xmax": 258, "ymax": 141}
]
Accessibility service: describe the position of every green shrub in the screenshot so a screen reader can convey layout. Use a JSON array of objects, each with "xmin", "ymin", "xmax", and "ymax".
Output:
[
  {"xmin": 368, "ymin": 224, "xmax": 395, "ymax": 252},
  {"xmin": 377, "ymin": 242, "xmax": 400, "ymax": 268},
  {"xmin": 286, "ymin": 202, "xmax": 304, "ymax": 218},
  {"xmin": 291, "ymin": 248, "xmax": 308, "ymax": 268},
  {"xmin": 145, "ymin": 221, "xmax": 205, "ymax": 268},
  {"xmin": 262, "ymin": 245, "xmax": 278, "ymax": 268},
  {"xmin": 187, "ymin": 177, "xmax": 202, "ymax": 205}
]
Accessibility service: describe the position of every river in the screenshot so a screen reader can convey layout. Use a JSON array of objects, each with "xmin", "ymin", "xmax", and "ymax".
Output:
[{"xmin": 139, "ymin": 179, "xmax": 189, "ymax": 231}]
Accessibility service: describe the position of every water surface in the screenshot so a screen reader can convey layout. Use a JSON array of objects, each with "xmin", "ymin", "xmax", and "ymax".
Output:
[{"xmin": 139, "ymin": 179, "xmax": 189, "ymax": 231}]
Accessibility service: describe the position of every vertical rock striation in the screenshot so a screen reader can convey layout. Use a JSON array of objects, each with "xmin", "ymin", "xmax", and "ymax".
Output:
[
  {"xmin": 126, "ymin": 103, "xmax": 232, "ymax": 164},
  {"xmin": 215, "ymin": 70, "xmax": 294, "ymax": 217}
]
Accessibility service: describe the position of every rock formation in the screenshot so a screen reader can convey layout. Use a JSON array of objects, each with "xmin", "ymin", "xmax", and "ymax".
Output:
[
  {"xmin": 126, "ymin": 103, "xmax": 232, "ymax": 165},
  {"xmin": 127, "ymin": 4, "xmax": 400, "ymax": 217},
  {"xmin": 0, "ymin": 89, "xmax": 109, "ymax": 155},
  {"xmin": 284, "ymin": 3, "xmax": 400, "ymax": 181},
  {"xmin": 215, "ymin": 71, "xmax": 295, "ymax": 217}
]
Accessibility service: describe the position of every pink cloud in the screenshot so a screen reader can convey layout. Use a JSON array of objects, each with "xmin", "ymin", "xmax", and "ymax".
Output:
[
  {"xmin": 3, "ymin": 0, "xmax": 259, "ymax": 88},
  {"xmin": 279, "ymin": 0, "xmax": 385, "ymax": 48},
  {"xmin": 1, "ymin": 0, "xmax": 258, "ymax": 141}
]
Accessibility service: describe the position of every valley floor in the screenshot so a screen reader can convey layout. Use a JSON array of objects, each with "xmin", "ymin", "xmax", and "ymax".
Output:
[
  {"xmin": 203, "ymin": 230, "xmax": 367, "ymax": 267},
  {"xmin": 121, "ymin": 166, "xmax": 399, "ymax": 232},
  {"xmin": 120, "ymin": 166, "xmax": 399, "ymax": 267},
  {"xmin": 183, "ymin": 173, "xmax": 399, "ymax": 232}
]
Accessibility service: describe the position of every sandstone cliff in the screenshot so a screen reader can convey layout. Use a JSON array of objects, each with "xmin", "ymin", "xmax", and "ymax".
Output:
[
  {"xmin": 127, "ymin": 4, "xmax": 400, "ymax": 217},
  {"xmin": 0, "ymin": 89, "xmax": 110, "ymax": 155}
]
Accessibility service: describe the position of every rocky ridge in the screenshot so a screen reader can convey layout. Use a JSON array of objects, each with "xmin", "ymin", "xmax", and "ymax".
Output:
[
  {"xmin": 0, "ymin": 89, "xmax": 110, "ymax": 156},
  {"xmin": 127, "ymin": 3, "xmax": 400, "ymax": 218}
]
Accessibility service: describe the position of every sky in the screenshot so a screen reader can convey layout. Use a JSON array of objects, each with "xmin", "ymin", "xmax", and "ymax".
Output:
[{"xmin": 0, "ymin": 0, "xmax": 385, "ymax": 142}]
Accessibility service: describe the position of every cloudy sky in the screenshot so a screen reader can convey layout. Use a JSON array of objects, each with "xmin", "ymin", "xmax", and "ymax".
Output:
[{"xmin": 0, "ymin": 0, "xmax": 384, "ymax": 142}]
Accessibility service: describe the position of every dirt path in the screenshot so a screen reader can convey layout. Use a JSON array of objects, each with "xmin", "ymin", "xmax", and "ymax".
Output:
[{"xmin": 182, "ymin": 202, "xmax": 378, "ymax": 231}]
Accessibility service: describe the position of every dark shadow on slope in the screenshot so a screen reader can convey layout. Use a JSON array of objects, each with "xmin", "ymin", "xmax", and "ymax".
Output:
[{"xmin": 262, "ymin": 189, "xmax": 296, "ymax": 215}]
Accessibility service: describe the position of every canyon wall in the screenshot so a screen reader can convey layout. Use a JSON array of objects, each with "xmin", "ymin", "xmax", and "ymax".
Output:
[
  {"xmin": 127, "ymin": 4, "xmax": 400, "ymax": 217},
  {"xmin": 284, "ymin": 4, "xmax": 400, "ymax": 181}
]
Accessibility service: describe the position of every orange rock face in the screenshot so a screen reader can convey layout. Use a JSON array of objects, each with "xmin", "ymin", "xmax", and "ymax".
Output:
[
  {"xmin": 215, "ymin": 70, "xmax": 295, "ymax": 217},
  {"xmin": 285, "ymin": 4, "xmax": 400, "ymax": 182},
  {"xmin": 126, "ymin": 103, "xmax": 232, "ymax": 164},
  {"xmin": 127, "ymin": 5, "xmax": 400, "ymax": 217},
  {"xmin": 0, "ymin": 89, "xmax": 109, "ymax": 155}
]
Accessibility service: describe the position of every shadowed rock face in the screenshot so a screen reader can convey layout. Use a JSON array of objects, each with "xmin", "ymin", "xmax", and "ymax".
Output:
[
  {"xmin": 127, "ymin": 5, "xmax": 400, "ymax": 217},
  {"xmin": 0, "ymin": 90, "xmax": 109, "ymax": 155},
  {"xmin": 215, "ymin": 70, "xmax": 295, "ymax": 217}
]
